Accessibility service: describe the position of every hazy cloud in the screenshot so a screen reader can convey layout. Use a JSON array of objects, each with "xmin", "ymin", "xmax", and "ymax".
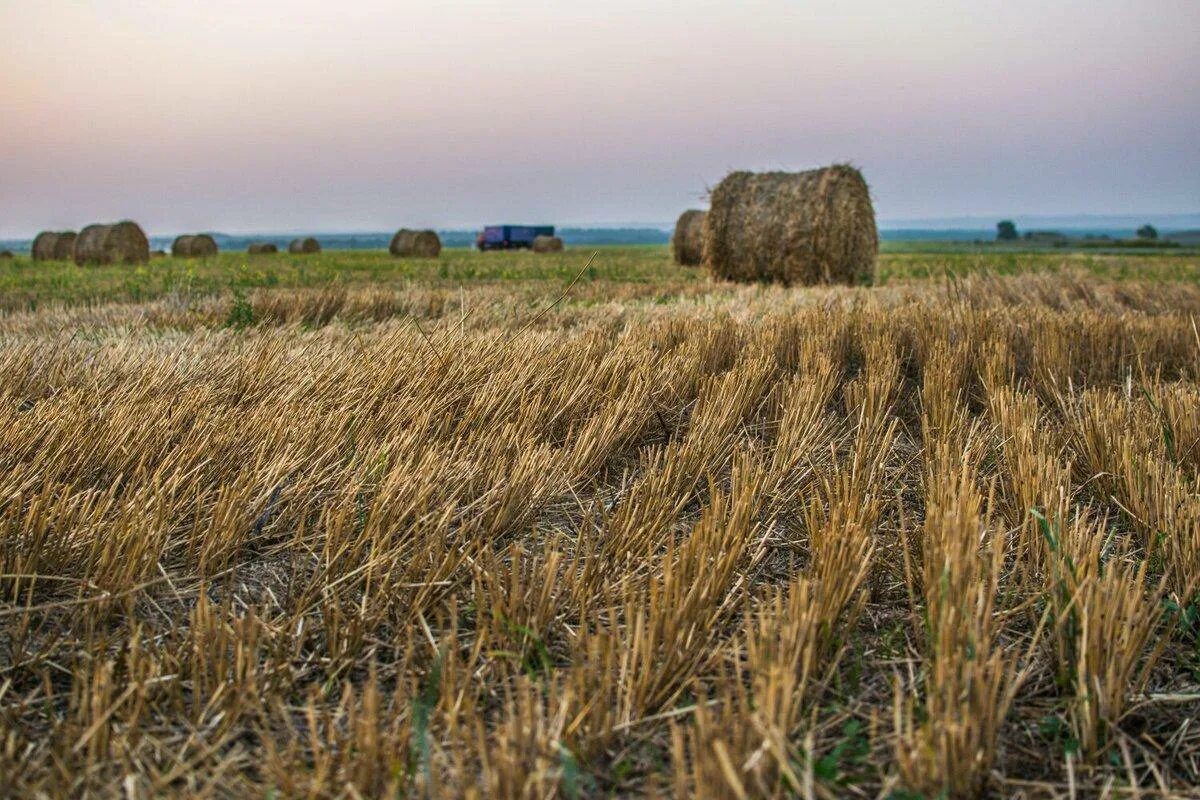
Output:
[{"xmin": 2, "ymin": 0, "xmax": 1197, "ymax": 235}]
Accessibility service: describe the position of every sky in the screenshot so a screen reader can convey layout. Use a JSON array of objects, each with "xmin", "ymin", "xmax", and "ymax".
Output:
[{"xmin": 2, "ymin": 0, "xmax": 1198, "ymax": 236}]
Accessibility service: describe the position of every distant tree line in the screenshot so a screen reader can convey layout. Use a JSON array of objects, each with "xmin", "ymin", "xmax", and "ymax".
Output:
[
  {"xmin": 996, "ymin": 220, "xmax": 1163, "ymax": 244},
  {"xmin": 996, "ymin": 220, "xmax": 1018, "ymax": 241}
]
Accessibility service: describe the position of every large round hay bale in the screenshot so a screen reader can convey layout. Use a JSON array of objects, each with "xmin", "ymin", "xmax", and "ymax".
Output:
[
  {"xmin": 288, "ymin": 237, "xmax": 321, "ymax": 254},
  {"xmin": 32, "ymin": 231, "xmax": 76, "ymax": 261},
  {"xmin": 53, "ymin": 232, "xmax": 78, "ymax": 261},
  {"xmin": 0, "ymin": 250, "xmax": 13, "ymax": 260},
  {"xmin": 74, "ymin": 221, "xmax": 150, "ymax": 266},
  {"xmin": 248, "ymin": 242, "xmax": 278, "ymax": 255},
  {"xmin": 672, "ymin": 210, "xmax": 706, "ymax": 265},
  {"xmin": 389, "ymin": 229, "xmax": 413, "ymax": 254},
  {"xmin": 704, "ymin": 165, "xmax": 877, "ymax": 285},
  {"xmin": 531, "ymin": 235, "xmax": 564, "ymax": 253},
  {"xmin": 389, "ymin": 229, "xmax": 441, "ymax": 258},
  {"xmin": 32, "ymin": 232, "xmax": 59, "ymax": 261},
  {"xmin": 171, "ymin": 234, "xmax": 218, "ymax": 258},
  {"xmin": 169, "ymin": 236, "xmax": 192, "ymax": 256}
]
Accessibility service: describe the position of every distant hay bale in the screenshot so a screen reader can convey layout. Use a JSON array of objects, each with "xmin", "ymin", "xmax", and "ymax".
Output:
[
  {"xmin": 32, "ymin": 231, "xmax": 77, "ymax": 261},
  {"xmin": 705, "ymin": 165, "xmax": 877, "ymax": 285},
  {"xmin": 53, "ymin": 232, "xmax": 78, "ymax": 261},
  {"xmin": 73, "ymin": 221, "xmax": 150, "ymax": 266},
  {"xmin": 672, "ymin": 210, "xmax": 706, "ymax": 265},
  {"xmin": 171, "ymin": 234, "xmax": 218, "ymax": 258},
  {"xmin": 288, "ymin": 237, "xmax": 321, "ymax": 254},
  {"xmin": 389, "ymin": 229, "xmax": 413, "ymax": 254},
  {"xmin": 32, "ymin": 232, "xmax": 59, "ymax": 261},
  {"xmin": 151, "ymin": 250, "xmax": 167, "ymax": 258},
  {"xmin": 531, "ymin": 235, "xmax": 564, "ymax": 253},
  {"xmin": 389, "ymin": 229, "xmax": 442, "ymax": 258},
  {"xmin": 0, "ymin": 250, "xmax": 12, "ymax": 260},
  {"xmin": 248, "ymin": 242, "xmax": 278, "ymax": 254}
]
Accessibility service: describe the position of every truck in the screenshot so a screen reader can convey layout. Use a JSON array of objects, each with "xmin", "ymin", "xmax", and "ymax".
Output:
[{"xmin": 476, "ymin": 225, "xmax": 555, "ymax": 251}]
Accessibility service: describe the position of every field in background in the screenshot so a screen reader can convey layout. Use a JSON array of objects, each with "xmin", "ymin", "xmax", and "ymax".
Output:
[
  {"xmin": 2, "ymin": 248, "xmax": 1200, "ymax": 798},
  {"xmin": 3, "ymin": 245, "xmax": 1200, "ymax": 311}
]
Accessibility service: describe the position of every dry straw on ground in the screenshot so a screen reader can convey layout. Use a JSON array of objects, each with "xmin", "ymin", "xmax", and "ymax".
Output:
[
  {"xmin": 171, "ymin": 233, "xmax": 219, "ymax": 258},
  {"xmin": 248, "ymin": 242, "xmax": 278, "ymax": 254},
  {"xmin": 705, "ymin": 164, "xmax": 878, "ymax": 285},
  {"xmin": 72, "ymin": 221, "xmax": 149, "ymax": 265},
  {"xmin": 288, "ymin": 237, "xmax": 322, "ymax": 254},
  {"xmin": 672, "ymin": 209, "xmax": 706, "ymax": 265},
  {"xmin": 531, "ymin": 234, "xmax": 564, "ymax": 253},
  {"xmin": 390, "ymin": 228, "xmax": 442, "ymax": 258},
  {"xmin": 0, "ymin": 263, "xmax": 1198, "ymax": 798},
  {"xmin": 31, "ymin": 231, "xmax": 77, "ymax": 261}
]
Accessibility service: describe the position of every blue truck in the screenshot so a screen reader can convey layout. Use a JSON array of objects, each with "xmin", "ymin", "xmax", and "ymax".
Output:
[{"xmin": 476, "ymin": 225, "xmax": 555, "ymax": 251}]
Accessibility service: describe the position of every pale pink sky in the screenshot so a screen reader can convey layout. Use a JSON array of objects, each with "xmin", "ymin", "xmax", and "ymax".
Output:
[{"xmin": 2, "ymin": 0, "xmax": 1197, "ymax": 236}]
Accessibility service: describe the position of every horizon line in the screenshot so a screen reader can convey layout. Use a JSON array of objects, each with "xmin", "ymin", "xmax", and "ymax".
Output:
[{"xmin": 4, "ymin": 212, "xmax": 1200, "ymax": 242}]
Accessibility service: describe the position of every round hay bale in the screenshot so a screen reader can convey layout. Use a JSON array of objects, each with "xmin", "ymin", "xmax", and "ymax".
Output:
[
  {"xmin": 151, "ymin": 250, "xmax": 167, "ymax": 258},
  {"xmin": 0, "ymin": 250, "xmax": 13, "ymax": 260},
  {"xmin": 74, "ymin": 221, "xmax": 150, "ymax": 266},
  {"xmin": 248, "ymin": 242, "xmax": 278, "ymax": 255},
  {"xmin": 288, "ymin": 237, "xmax": 321, "ymax": 254},
  {"xmin": 704, "ymin": 165, "xmax": 877, "ymax": 285},
  {"xmin": 171, "ymin": 234, "xmax": 218, "ymax": 258},
  {"xmin": 389, "ymin": 229, "xmax": 414, "ymax": 255},
  {"xmin": 53, "ymin": 232, "xmax": 77, "ymax": 261},
  {"xmin": 31, "ymin": 232, "xmax": 59, "ymax": 261},
  {"xmin": 672, "ymin": 210, "xmax": 706, "ymax": 265},
  {"xmin": 389, "ymin": 229, "xmax": 441, "ymax": 258},
  {"xmin": 531, "ymin": 235, "xmax": 564, "ymax": 253},
  {"xmin": 32, "ymin": 231, "xmax": 76, "ymax": 261}
]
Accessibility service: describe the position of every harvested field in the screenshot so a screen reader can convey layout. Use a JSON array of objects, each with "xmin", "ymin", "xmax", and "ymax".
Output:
[{"xmin": 1, "ymin": 247, "xmax": 1199, "ymax": 798}]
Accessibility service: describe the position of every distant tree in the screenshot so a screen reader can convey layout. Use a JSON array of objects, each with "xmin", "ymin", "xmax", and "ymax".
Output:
[
  {"xmin": 996, "ymin": 220, "xmax": 1018, "ymax": 241},
  {"xmin": 1137, "ymin": 224, "xmax": 1158, "ymax": 240}
]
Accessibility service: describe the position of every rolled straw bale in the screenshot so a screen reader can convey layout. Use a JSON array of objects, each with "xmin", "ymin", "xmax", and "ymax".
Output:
[
  {"xmin": 389, "ymin": 228, "xmax": 442, "ymax": 258},
  {"xmin": 704, "ymin": 165, "xmax": 877, "ymax": 285},
  {"xmin": 0, "ymin": 250, "xmax": 12, "ymax": 259},
  {"xmin": 170, "ymin": 235, "xmax": 193, "ymax": 257},
  {"xmin": 288, "ymin": 237, "xmax": 321, "ymax": 254},
  {"xmin": 531, "ymin": 235, "xmax": 564, "ymax": 253},
  {"xmin": 390, "ymin": 229, "xmax": 414, "ymax": 254},
  {"xmin": 171, "ymin": 233, "xmax": 218, "ymax": 258},
  {"xmin": 53, "ymin": 232, "xmax": 78, "ymax": 260},
  {"xmin": 671, "ymin": 210, "xmax": 706, "ymax": 265},
  {"xmin": 32, "ymin": 231, "xmax": 76, "ymax": 261},
  {"xmin": 73, "ymin": 221, "xmax": 150, "ymax": 266},
  {"xmin": 31, "ymin": 232, "xmax": 59, "ymax": 261},
  {"xmin": 248, "ymin": 242, "xmax": 278, "ymax": 254}
]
